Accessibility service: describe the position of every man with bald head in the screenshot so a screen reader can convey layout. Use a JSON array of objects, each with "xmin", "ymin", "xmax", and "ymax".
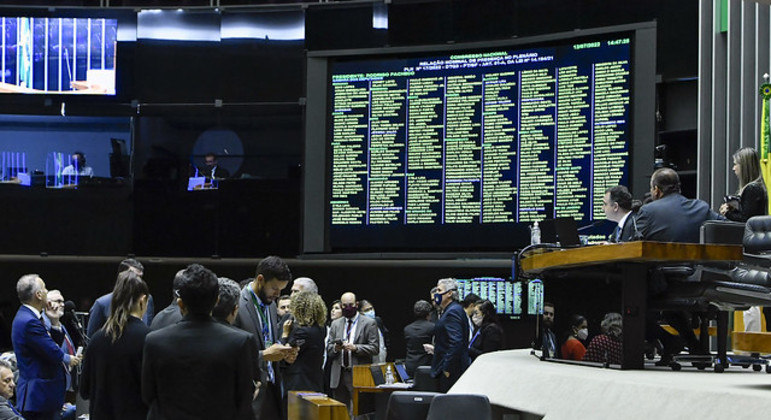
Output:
[{"xmin": 326, "ymin": 292, "xmax": 379, "ymax": 412}]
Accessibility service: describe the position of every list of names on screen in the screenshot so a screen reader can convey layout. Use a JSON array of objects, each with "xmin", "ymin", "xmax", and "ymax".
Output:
[{"xmin": 329, "ymin": 36, "xmax": 631, "ymax": 230}]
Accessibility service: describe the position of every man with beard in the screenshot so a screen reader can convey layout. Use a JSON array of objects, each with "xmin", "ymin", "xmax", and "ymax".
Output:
[
  {"xmin": 540, "ymin": 302, "xmax": 558, "ymax": 358},
  {"xmin": 233, "ymin": 256, "xmax": 295, "ymax": 420}
]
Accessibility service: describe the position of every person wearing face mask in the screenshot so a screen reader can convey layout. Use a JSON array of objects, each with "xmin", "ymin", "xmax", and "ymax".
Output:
[
  {"xmin": 560, "ymin": 314, "xmax": 588, "ymax": 361},
  {"xmin": 468, "ymin": 300, "xmax": 504, "ymax": 361},
  {"xmin": 326, "ymin": 292, "xmax": 379, "ymax": 415},
  {"xmin": 430, "ymin": 278, "xmax": 471, "ymax": 392},
  {"xmin": 359, "ymin": 299, "xmax": 389, "ymax": 364}
]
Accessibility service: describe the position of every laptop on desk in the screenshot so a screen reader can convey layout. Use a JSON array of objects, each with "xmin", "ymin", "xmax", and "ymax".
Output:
[
  {"xmin": 394, "ymin": 363, "xmax": 412, "ymax": 384},
  {"xmin": 540, "ymin": 217, "xmax": 582, "ymax": 247}
]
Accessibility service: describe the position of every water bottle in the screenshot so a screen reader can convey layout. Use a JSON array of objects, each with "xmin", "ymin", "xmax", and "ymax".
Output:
[
  {"xmin": 385, "ymin": 365, "xmax": 395, "ymax": 385},
  {"xmin": 530, "ymin": 221, "xmax": 541, "ymax": 245}
]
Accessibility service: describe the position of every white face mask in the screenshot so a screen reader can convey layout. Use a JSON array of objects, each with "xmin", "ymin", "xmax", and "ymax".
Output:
[
  {"xmin": 472, "ymin": 314, "xmax": 483, "ymax": 326},
  {"xmin": 362, "ymin": 309, "xmax": 376, "ymax": 319},
  {"xmin": 576, "ymin": 328, "xmax": 588, "ymax": 341}
]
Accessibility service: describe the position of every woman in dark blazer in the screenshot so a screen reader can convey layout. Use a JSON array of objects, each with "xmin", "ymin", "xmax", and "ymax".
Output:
[
  {"xmin": 80, "ymin": 270, "xmax": 150, "ymax": 420},
  {"xmin": 468, "ymin": 300, "xmax": 504, "ymax": 361},
  {"xmin": 720, "ymin": 147, "xmax": 767, "ymax": 222},
  {"xmin": 281, "ymin": 291, "xmax": 327, "ymax": 393}
]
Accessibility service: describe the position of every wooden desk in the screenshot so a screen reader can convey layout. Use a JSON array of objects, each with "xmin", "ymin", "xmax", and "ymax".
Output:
[
  {"xmin": 352, "ymin": 363, "xmax": 411, "ymax": 416},
  {"xmin": 287, "ymin": 391, "xmax": 350, "ymax": 420},
  {"xmin": 521, "ymin": 241, "xmax": 743, "ymax": 369}
]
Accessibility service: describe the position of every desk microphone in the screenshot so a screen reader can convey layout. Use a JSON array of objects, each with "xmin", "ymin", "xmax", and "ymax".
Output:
[{"xmin": 577, "ymin": 220, "xmax": 605, "ymax": 232}]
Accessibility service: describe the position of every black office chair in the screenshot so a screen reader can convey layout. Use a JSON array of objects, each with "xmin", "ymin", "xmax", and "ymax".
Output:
[
  {"xmin": 413, "ymin": 366, "xmax": 439, "ymax": 392},
  {"xmin": 426, "ymin": 394, "xmax": 492, "ymax": 420},
  {"xmin": 744, "ymin": 215, "xmax": 771, "ymax": 267},
  {"xmin": 386, "ymin": 391, "xmax": 442, "ymax": 420}
]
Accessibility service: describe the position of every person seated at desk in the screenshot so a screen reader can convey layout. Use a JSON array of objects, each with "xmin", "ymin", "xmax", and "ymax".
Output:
[
  {"xmin": 561, "ymin": 314, "xmax": 588, "ymax": 361},
  {"xmin": 583, "ymin": 313, "xmax": 623, "ymax": 365},
  {"xmin": 199, "ymin": 152, "xmax": 230, "ymax": 180},
  {"xmin": 603, "ymin": 185, "xmax": 641, "ymax": 242},
  {"xmin": 61, "ymin": 151, "xmax": 94, "ymax": 177},
  {"xmin": 635, "ymin": 168, "xmax": 723, "ymax": 363},
  {"xmin": 634, "ymin": 168, "xmax": 723, "ymax": 243},
  {"xmin": 719, "ymin": 147, "xmax": 767, "ymax": 222}
]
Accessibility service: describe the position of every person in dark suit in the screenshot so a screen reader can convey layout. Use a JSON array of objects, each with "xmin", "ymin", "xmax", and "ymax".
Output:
[
  {"xmin": 327, "ymin": 292, "xmax": 379, "ymax": 412},
  {"xmin": 430, "ymin": 278, "xmax": 471, "ymax": 392},
  {"xmin": 149, "ymin": 270, "xmax": 185, "ymax": 331},
  {"xmin": 80, "ymin": 271, "xmax": 150, "ymax": 420},
  {"xmin": 603, "ymin": 185, "xmax": 640, "ymax": 242},
  {"xmin": 11, "ymin": 274, "xmax": 82, "ymax": 420},
  {"xmin": 634, "ymin": 168, "xmax": 723, "ymax": 243},
  {"xmin": 403, "ymin": 300, "xmax": 434, "ymax": 377},
  {"xmin": 280, "ymin": 291, "xmax": 327, "ymax": 395},
  {"xmin": 635, "ymin": 168, "xmax": 723, "ymax": 363},
  {"xmin": 468, "ymin": 300, "xmax": 504, "ymax": 361},
  {"xmin": 212, "ymin": 278, "xmax": 243, "ymax": 326},
  {"xmin": 720, "ymin": 147, "xmax": 767, "ymax": 222},
  {"xmin": 199, "ymin": 152, "xmax": 231, "ymax": 180},
  {"xmin": 88, "ymin": 259, "xmax": 155, "ymax": 337},
  {"xmin": 232, "ymin": 256, "xmax": 295, "ymax": 420},
  {"xmin": 142, "ymin": 264, "xmax": 258, "ymax": 420}
]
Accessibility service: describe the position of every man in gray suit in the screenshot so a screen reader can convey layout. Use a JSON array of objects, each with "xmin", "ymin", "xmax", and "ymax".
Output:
[
  {"xmin": 233, "ymin": 256, "xmax": 295, "ymax": 420},
  {"xmin": 326, "ymin": 291, "xmax": 379, "ymax": 413}
]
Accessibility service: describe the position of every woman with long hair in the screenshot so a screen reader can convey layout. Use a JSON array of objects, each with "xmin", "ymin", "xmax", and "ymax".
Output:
[
  {"xmin": 281, "ymin": 291, "xmax": 327, "ymax": 394},
  {"xmin": 720, "ymin": 147, "xmax": 768, "ymax": 222},
  {"xmin": 80, "ymin": 271, "xmax": 150, "ymax": 420},
  {"xmin": 468, "ymin": 300, "xmax": 504, "ymax": 361},
  {"xmin": 560, "ymin": 314, "xmax": 588, "ymax": 361}
]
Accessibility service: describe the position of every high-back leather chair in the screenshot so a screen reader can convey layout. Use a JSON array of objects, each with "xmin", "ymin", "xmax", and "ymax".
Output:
[{"xmin": 426, "ymin": 394, "xmax": 492, "ymax": 420}]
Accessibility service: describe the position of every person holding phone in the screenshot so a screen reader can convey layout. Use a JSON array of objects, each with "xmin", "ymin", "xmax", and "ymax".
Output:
[
  {"xmin": 719, "ymin": 147, "xmax": 767, "ymax": 222},
  {"xmin": 280, "ymin": 291, "xmax": 327, "ymax": 399}
]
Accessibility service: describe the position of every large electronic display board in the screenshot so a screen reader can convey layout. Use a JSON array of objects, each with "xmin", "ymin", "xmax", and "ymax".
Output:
[{"xmin": 304, "ymin": 23, "xmax": 656, "ymax": 254}]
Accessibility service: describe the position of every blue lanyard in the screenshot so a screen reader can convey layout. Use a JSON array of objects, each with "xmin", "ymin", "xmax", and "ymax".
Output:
[{"xmin": 469, "ymin": 330, "xmax": 481, "ymax": 348}]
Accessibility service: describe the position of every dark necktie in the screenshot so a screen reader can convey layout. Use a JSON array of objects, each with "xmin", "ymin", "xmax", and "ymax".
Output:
[
  {"xmin": 343, "ymin": 319, "xmax": 353, "ymax": 367},
  {"xmin": 616, "ymin": 225, "xmax": 622, "ymax": 242}
]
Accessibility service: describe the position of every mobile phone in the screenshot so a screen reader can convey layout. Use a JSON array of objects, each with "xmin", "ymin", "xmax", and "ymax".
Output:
[{"xmin": 76, "ymin": 346, "xmax": 83, "ymax": 357}]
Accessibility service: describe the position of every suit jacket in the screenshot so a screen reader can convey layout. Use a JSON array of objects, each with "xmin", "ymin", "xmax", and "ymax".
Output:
[
  {"xmin": 403, "ymin": 319, "xmax": 435, "ymax": 376},
  {"xmin": 232, "ymin": 285, "xmax": 278, "ymax": 418},
  {"xmin": 635, "ymin": 193, "xmax": 723, "ymax": 243},
  {"xmin": 326, "ymin": 314, "xmax": 379, "ymax": 389},
  {"xmin": 11, "ymin": 305, "xmax": 69, "ymax": 414},
  {"xmin": 88, "ymin": 293, "xmax": 155, "ymax": 337},
  {"xmin": 609, "ymin": 211, "xmax": 639, "ymax": 243},
  {"xmin": 283, "ymin": 324, "xmax": 326, "ymax": 393},
  {"xmin": 0, "ymin": 396, "xmax": 22, "ymax": 420},
  {"xmin": 142, "ymin": 314, "xmax": 258, "ymax": 420},
  {"xmin": 430, "ymin": 301, "xmax": 471, "ymax": 380},
  {"xmin": 81, "ymin": 316, "xmax": 149, "ymax": 420},
  {"xmin": 725, "ymin": 181, "xmax": 768, "ymax": 222},
  {"xmin": 149, "ymin": 302, "xmax": 183, "ymax": 331},
  {"xmin": 468, "ymin": 322, "xmax": 504, "ymax": 361}
]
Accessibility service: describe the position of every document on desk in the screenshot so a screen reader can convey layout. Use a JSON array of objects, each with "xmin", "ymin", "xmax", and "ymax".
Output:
[{"xmin": 376, "ymin": 383, "xmax": 413, "ymax": 389}]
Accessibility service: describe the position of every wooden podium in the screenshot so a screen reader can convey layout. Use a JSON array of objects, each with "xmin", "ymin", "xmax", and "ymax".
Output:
[
  {"xmin": 352, "ymin": 363, "xmax": 411, "ymax": 416},
  {"xmin": 287, "ymin": 391, "xmax": 350, "ymax": 420},
  {"xmin": 521, "ymin": 241, "xmax": 742, "ymax": 369}
]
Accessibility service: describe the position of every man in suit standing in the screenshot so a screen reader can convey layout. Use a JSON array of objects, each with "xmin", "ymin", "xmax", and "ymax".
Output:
[
  {"xmin": 403, "ymin": 300, "xmax": 435, "ymax": 377},
  {"xmin": 603, "ymin": 185, "xmax": 639, "ymax": 243},
  {"xmin": 233, "ymin": 256, "xmax": 295, "ymax": 420},
  {"xmin": 149, "ymin": 270, "xmax": 185, "ymax": 331},
  {"xmin": 635, "ymin": 168, "xmax": 723, "ymax": 243},
  {"xmin": 327, "ymin": 292, "xmax": 379, "ymax": 412},
  {"xmin": 430, "ymin": 278, "xmax": 471, "ymax": 393},
  {"xmin": 88, "ymin": 259, "xmax": 155, "ymax": 336},
  {"xmin": 142, "ymin": 264, "xmax": 258, "ymax": 420},
  {"xmin": 12, "ymin": 274, "xmax": 82, "ymax": 420}
]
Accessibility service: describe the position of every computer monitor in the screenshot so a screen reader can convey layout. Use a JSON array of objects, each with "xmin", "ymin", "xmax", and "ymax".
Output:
[
  {"xmin": 394, "ymin": 363, "xmax": 411, "ymax": 383},
  {"xmin": 540, "ymin": 217, "xmax": 581, "ymax": 247}
]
